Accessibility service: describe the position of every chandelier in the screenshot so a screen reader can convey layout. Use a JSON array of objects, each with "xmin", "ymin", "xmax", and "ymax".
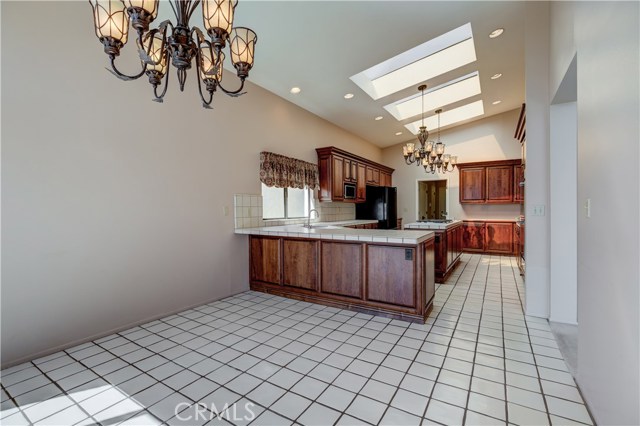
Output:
[
  {"xmin": 402, "ymin": 85, "xmax": 458, "ymax": 174},
  {"xmin": 89, "ymin": 0, "xmax": 257, "ymax": 108}
]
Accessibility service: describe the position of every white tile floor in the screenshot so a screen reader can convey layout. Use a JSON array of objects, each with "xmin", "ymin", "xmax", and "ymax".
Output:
[{"xmin": 0, "ymin": 254, "xmax": 594, "ymax": 426}]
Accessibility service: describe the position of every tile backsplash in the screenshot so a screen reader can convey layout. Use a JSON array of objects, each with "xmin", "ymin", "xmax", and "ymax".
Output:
[{"xmin": 233, "ymin": 193, "xmax": 356, "ymax": 229}]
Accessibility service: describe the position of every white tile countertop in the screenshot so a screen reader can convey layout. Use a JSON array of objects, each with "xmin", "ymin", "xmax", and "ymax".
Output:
[
  {"xmin": 235, "ymin": 224, "xmax": 434, "ymax": 245},
  {"xmin": 404, "ymin": 219, "xmax": 464, "ymax": 230}
]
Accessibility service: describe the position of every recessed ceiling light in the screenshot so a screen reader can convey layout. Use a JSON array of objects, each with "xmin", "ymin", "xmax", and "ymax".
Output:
[
  {"xmin": 492, "ymin": 100, "xmax": 502, "ymax": 105},
  {"xmin": 404, "ymin": 100, "xmax": 485, "ymax": 134},
  {"xmin": 290, "ymin": 87, "xmax": 301, "ymax": 94},
  {"xmin": 395, "ymin": 132, "xmax": 403, "ymax": 136},
  {"xmin": 375, "ymin": 116, "xmax": 384, "ymax": 121},
  {"xmin": 351, "ymin": 23, "xmax": 477, "ymax": 100},
  {"xmin": 384, "ymin": 72, "xmax": 482, "ymax": 121},
  {"xmin": 489, "ymin": 28, "xmax": 504, "ymax": 39},
  {"xmin": 491, "ymin": 73, "xmax": 503, "ymax": 80},
  {"xmin": 344, "ymin": 93, "xmax": 354, "ymax": 99}
]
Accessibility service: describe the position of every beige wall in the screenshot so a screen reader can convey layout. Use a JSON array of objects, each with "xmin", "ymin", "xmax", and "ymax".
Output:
[
  {"xmin": 381, "ymin": 109, "xmax": 522, "ymax": 225},
  {"xmin": 549, "ymin": 2, "xmax": 640, "ymax": 424},
  {"xmin": 0, "ymin": 1, "xmax": 382, "ymax": 366}
]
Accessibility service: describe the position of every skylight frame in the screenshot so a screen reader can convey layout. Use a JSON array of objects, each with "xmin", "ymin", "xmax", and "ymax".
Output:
[{"xmin": 404, "ymin": 100, "xmax": 485, "ymax": 135}]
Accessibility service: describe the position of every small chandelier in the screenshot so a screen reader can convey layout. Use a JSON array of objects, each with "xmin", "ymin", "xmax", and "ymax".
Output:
[
  {"xmin": 402, "ymin": 85, "xmax": 457, "ymax": 174},
  {"xmin": 89, "ymin": 0, "xmax": 257, "ymax": 108}
]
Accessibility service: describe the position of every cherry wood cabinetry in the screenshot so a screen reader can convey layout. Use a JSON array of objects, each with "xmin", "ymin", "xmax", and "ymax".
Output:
[
  {"xmin": 514, "ymin": 165, "xmax": 525, "ymax": 203},
  {"xmin": 458, "ymin": 160, "xmax": 522, "ymax": 204},
  {"xmin": 406, "ymin": 223, "xmax": 462, "ymax": 283},
  {"xmin": 344, "ymin": 223, "xmax": 378, "ymax": 229},
  {"xmin": 461, "ymin": 220, "xmax": 517, "ymax": 255},
  {"xmin": 249, "ymin": 234, "xmax": 435, "ymax": 322},
  {"xmin": 515, "ymin": 223, "xmax": 525, "ymax": 275},
  {"xmin": 317, "ymin": 147, "xmax": 394, "ymax": 203}
]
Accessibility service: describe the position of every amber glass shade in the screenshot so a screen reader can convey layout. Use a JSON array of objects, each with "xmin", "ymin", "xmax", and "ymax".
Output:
[
  {"xmin": 451, "ymin": 156, "xmax": 458, "ymax": 165},
  {"xmin": 425, "ymin": 141, "xmax": 434, "ymax": 153},
  {"xmin": 202, "ymin": 0, "xmax": 238, "ymax": 38},
  {"xmin": 435, "ymin": 142, "xmax": 445, "ymax": 155},
  {"xmin": 405, "ymin": 143, "xmax": 415, "ymax": 154},
  {"xmin": 144, "ymin": 32, "xmax": 167, "ymax": 75},
  {"xmin": 200, "ymin": 47, "xmax": 225, "ymax": 82},
  {"xmin": 443, "ymin": 154, "xmax": 451, "ymax": 164},
  {"xmin": 229, "ymin": 27, "xmax": 257, "ymax": 66},
  {"xmin": 90, "ymin": 0, "xmax": 129, "ymax": 45},
  {"xmin": 122, "ymin": 0, "xmax": 159, "ymax": 18}
]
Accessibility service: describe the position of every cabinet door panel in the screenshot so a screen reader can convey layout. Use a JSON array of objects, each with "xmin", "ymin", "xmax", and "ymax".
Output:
[
  {"xmin": 250, "ymin": 237, "xmax": 281, "ymax": 284},
  {"xmin": 367, "ymin": 245, "xmax": 415, "ymax": 307},
  {"xmin": 460, "ymin": 168, "xmax": 486, "ymax": 203},
  {"xmin": 514, "ymin": 165, "xmax": 524, "ymax": 203},
  {"xmin": 462, "ymin": 222, "xmax": 485, "ymax": 252},
  {"xmin": 486, "ymin": 166, "xmax": 514, "ymax": 203},
  {"xmin": 356, "ymin": 163, "xmax": 366, "ymax": 202},
  {"xmin": 372, "ymin": 168, "xmax": 380, "ymax": 185},
  {"xmin": 332, "ymin": 156, "xmax": 344, "ymax": 200},
  {"xmin": 283, "ymin": 239, "xmax": 318, "ymax": 290},
  {"xmin": 321, "ymin": 242, "xmax": 362, "ymax": 298},
  {"xmin": 485, "ymin": 222, "xmax": 513, "ymax": 253}
]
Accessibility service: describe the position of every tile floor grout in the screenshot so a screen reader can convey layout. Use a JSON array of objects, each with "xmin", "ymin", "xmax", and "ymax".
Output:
[{"xmin": 1, "ymin": 254, "xmax": 594, "ymax": 426}]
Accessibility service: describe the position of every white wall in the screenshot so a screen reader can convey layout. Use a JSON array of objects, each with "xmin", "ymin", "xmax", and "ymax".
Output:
[
  {"xmin": 381, "ymin": 109, "xmax": 522, "ymax": 225},
  {"xmin": 0, "ymin": 1, "xmax": 382, "ymax": 367},
  {"xmin": 524, "ymin": 2, "xmax": 551, "ymax": 319},
  {"xmin": 549, "ymin": 2, "xmax": 640, "ymax": 424},
  {"xmin": 549, "ymin": 102, "xmax": 577, "ymax": 324}
]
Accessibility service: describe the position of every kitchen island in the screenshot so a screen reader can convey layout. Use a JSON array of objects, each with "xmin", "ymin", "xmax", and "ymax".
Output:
[
  {"xmin": 236, "ymin": 225, "xmax": 435, "ymax": 322},
  {"xmin": 404, "ymin": 220, "xmax": 463, "ymax": 284}
]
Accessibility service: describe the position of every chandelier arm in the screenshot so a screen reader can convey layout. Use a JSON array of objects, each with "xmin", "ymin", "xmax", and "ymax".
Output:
[
  {"xmin": 187, "ymin": 0, "xmax": 202, "ymax": 22},
  {"xmin": 217, "ymin": 77, "xmax": 247, "ymax": 97},
  {"xmin": 138, "ymin": 28, "xmax": 169, "ymax": 68},
  {"xmin": 168, "ymin": 0, "xmax": 179, "ymax": 21},
  {"xmin": 107, "ymin": 56, "xmax": 148, "ymax": 81},
  {"xmin": 152, "ymin": 66, "xmax": 171, "ymax": 102},
  {"xmin": 194, "ymin": 47, "xmax": 215, "ymax": 108}
]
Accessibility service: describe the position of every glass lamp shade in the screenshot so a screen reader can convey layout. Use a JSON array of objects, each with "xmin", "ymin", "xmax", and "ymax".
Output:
[
  {"xmin": 422, "ymin": 158, "xmax": 429, "ymax": 166},
  {"xmin": 417, "ymin": 127, "xmax": 429, "ymax": 144},
  {"xmin": 451, "ymin": 156, "xmax": 458, "ymax": 165},
  {"xmin": 405, "ymin": 143, "xmax": 415, "ymax": 154},
  {"xmin": 122, "ymin": 0, "xmax": 159, "ymax": 18},
  {"xmin": 200, "ymin": 47, "xmax": 224, "ymax": 81},
  {"xmin": 435, "ymin": 142, "xmax": 445, "ymax": 155},
  {"xmin": 402, "ymin": 146, "xmax": 409, "ymax": 156},
  {"xmin": 90, "ymin": 0, "xmax": 129, "ymax": 45},
  {"xmin": 202, "ymin": 0, "xmax": 238, "ymax": 39},
  {"xmin": 425, "ymin": 141, "xmax": 434, "ymax": 153},
  {"xmin": 143, "ymin": 32, "xmax": 167, "ymax": 75},
  {"xmin": 229, "ymin": 27, "xmax": 257, "ymax": 67},
  {"xmin": 443, "ymin": 154, "xmax": 451, "ymax": 164}
]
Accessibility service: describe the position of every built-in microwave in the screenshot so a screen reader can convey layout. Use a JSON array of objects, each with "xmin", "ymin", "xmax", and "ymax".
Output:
[{"xmin": 344, "ymin": 183, "xmax": 356, "ymax": 199}]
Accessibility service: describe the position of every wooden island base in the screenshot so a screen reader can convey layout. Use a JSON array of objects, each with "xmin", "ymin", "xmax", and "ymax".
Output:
[{"xmin": 249, "ymin": 235, "xmax": 436, "ymax": 323}]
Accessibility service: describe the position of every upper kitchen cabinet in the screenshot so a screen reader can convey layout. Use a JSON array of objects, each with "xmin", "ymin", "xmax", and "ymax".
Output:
[
  {"xmin": 458, "ymin": 159, "xmax": 522, "ymax": 204},
  {"xmin": 316, "ymin": 147, "xmax": 394, "ymax": 203}
]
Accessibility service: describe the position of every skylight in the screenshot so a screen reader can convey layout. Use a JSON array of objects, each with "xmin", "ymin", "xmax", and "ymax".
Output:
[
  {"xmin": 350, "ymin": 23, "xmax": 477, "ymax": 100},
  {"xmin": 404, "ymin": 100, "xmax": 485, "ymax": 135},
  {"xmin": 383, "ymin": 72, "xmax": 482, "ymax": 121}
]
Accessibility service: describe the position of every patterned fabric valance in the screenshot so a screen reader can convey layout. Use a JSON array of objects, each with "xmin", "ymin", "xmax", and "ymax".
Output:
[{"xmin": 260, "ymin": 151, "xmax": 319, "ymax": 189}]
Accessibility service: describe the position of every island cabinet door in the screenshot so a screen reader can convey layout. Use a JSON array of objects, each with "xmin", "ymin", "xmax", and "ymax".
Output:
[
  {"xmin": 423, "ymin": 240, "xmax": 436, "ymax": 307},
  {"xmin": 250, "ymin": 236, "xmax": 281, "ymax": 285},
  {"xmin": 320, "ymin": 242, "xmax": 363, "ymax": 298},
  {"xmin": 366, "ymin": 245, "xmax": 415, "ymax": 307},
  {"xmin": 283, "ymin": 239, "xmax": 318, "ymax": 290},
  {"xmin": 485, "ymin": 222, "xmax": 513, "ymax": 254}
]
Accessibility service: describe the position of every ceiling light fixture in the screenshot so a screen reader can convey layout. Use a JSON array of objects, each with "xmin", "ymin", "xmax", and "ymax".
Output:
[
  {"xmin": 344, "ymin": 93, "xmax": 354, "ymax": 99},
  {"xmin": 375, "ymin": 116, "xmax": 384, "ymax": 121},
  {"xmin": 402, "ymin": 86, "xmax": 457, "ymax": 173},
  {"xmin": 489, "ymin": 28, "xmax": 504, "ymax": 38},
  {"xmin": 491, "ymin": 73, "xmax": 503, "ymax": 80},
  {"xmin": 89, "ymin": 0, "xmax": 257, "ymax": 108},
  {"xmin": 492, "ymin": 100, "xmax": 502, "ymax": 105},
  {"xmin": 290, "ymin": 87, "xmax": 301, "ymax": 94},
  {"xmin": 395, "ymin": 132, "xmax": 403, "ymax": 136}
]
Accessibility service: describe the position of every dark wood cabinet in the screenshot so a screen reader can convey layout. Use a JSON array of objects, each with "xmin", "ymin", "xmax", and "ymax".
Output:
[
  {"xmin": 321, "ymin": 242, "xmax": 362, "ymax": 298},
  {"xmin": 460, "ymin": 168, "xmax": 486, "ymax": 203},
  {"xmin": 486, "ymin": 166, "xmax": 513, "ymax": 203},
  {"xmin": 515, "ymin": 223, "xmax": 525, "ymax": 275},
  {"xmin": 317, "ymin": 147, "xmax": 394, "ymax": 202},
  {"xmin": 458, "ymin": 160, "xmax": 522, "ymax": 204},
  {"xmin": 283, "ymin": 239, "xmax": 318, "ymax": 290},
  {"xmin": 250, "ymin": 237, "xmax": 281, "ymax": 285},
  {"xmin": 485, "ymin": 222, "xmax": 513, "ymax": 254},
  {"xmin": 367, "ymin": 245, "xmax": 415, "ymax": 307},
  {"xmin": 462, "ymin": 222, "xmax": 486, "ymax": 252},
  {"xmin": 407, "ymin": 222, "xmax": 462, "ymax": 283},
  {"xmin": 514, "ymin": 165, "xmax": 524, "ymax": 203}
]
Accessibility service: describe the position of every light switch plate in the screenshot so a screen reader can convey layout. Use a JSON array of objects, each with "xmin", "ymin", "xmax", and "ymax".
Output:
[
  {"xmin": 532, "ymin": 205, "xmax": 546, "ymax": 216},
  {"xmin": 585, "ymin": 199, "xmax": 591, "ymax": 218}
]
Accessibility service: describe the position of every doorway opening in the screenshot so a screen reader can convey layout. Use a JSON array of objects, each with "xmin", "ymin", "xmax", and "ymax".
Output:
[{"xmin": 417, "ymin": 179, "xmax": 448, "ymax": 220}]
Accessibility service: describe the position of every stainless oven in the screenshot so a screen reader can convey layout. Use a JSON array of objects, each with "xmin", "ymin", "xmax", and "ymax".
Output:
[{"xmin": 344, "ymin": 183, "xmax": 356, "ymax": 199}]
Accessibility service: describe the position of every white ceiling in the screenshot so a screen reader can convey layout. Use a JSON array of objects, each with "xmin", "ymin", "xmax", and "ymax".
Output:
[{"xmin": 161, "ymin": 1, "xmax": 525, "ymax": 148}]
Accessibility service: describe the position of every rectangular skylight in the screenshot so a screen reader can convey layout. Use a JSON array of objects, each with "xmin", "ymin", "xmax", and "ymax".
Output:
[
  {"xmin": 350, "ymin": 23, "xmax": 476, "ymax": 100},
  {"xmin": 404, "ymin": 100, "xmax": 485, "ymax": 135},
  {"xmin": 384, "ymin": 72, "xmax": 482, "ymax": 121}
]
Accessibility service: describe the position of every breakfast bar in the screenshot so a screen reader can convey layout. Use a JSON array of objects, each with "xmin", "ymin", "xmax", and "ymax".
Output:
[{"xmin": 236, "ymin": 225, "xmax": 436, "ymax": 322}]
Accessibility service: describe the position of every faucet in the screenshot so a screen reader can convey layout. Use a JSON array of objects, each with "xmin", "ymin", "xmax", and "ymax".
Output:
[
  {"xmin": 305, "ymin": 209, "xmax": 320, "ymax": 228},
  {"xmin": 440, "ymin": 210, "xmax": 448, "ymax": 219}
]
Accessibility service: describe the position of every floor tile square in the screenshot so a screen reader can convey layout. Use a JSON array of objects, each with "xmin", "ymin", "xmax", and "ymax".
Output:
[
  {"xmin": 270, "ymin": 392, "xmax": 312, "ymax": 421},
  {"xmin": 390, "ymin": 388, "xmax": 428, "ymax": 416},
  {"xmin": 345, "ymin": 395, "xmax": 387, "ymax": 424}
]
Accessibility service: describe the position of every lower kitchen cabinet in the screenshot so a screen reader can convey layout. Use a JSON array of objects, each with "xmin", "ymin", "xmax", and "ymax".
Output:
[
  {"xmin": 248, "ymin": 234, "xmax": 435, "ymax": 322},
  {"xmin": 461, "ymin": 220, "xmax": 516, "ymax": 255},
  {"xmin": 320, "ymin": 242, "xmax": 363, "ymax": 298},
  {"xmin": 283, "ymin": 239, "xmax": 318, "ymax": 290},
  {"xmin": 462, "ymin": 222, "xmax": 486, "ymax": 252}
]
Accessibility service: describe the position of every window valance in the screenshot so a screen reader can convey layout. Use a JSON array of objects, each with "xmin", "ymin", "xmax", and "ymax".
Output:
[{"xmin": 259, "ymin": 151, "xmax": 319, "ymax": 189}]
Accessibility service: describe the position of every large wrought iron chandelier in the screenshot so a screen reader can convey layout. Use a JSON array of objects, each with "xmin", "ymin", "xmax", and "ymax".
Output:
[
  {"xmin": 402, "ymin": 85, "xmax": 458, "ymax": 174},
  {"xmin": 89, "ymin": 0, "xmax": 257, "ymax": 108}
]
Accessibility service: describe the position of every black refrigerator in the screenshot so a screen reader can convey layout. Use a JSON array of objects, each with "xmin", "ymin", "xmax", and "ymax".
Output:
[{"xmin": 356, "ymin": 186, "xmax": 398, "ymax": 229}]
